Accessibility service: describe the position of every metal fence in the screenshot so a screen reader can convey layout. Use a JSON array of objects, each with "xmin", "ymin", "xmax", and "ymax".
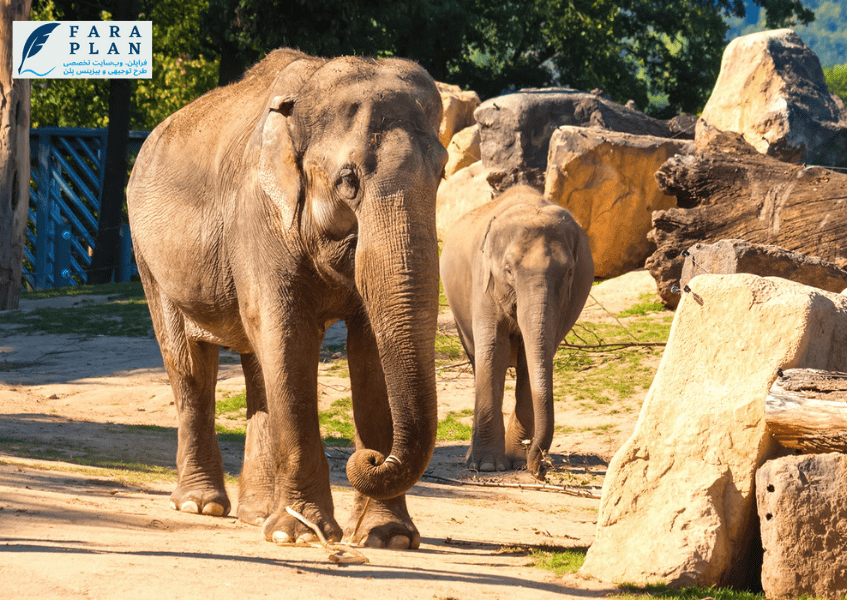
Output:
[{"xmin": 23, "ymin": 127, "xmax": 149, "ymax": 289}]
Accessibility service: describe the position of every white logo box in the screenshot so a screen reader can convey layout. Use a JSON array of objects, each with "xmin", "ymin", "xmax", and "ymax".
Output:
[{"xmin": 13, "ymin": 21, "xmax": 152, "ymax": 79}]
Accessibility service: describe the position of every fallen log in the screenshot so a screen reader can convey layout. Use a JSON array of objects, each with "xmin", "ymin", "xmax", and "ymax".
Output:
[
  {"xmin": 766, "ymin": 368, "xmax": 847, "ymax": 454},
  {"xmin": 648, "ymin": 121, "xmax": 847, "ymax": 307}
]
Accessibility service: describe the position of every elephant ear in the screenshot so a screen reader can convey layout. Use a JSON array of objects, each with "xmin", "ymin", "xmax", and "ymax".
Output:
[
  {"xmin": 480, "ymin": 215, "xmax": 498, "ymax": 294},
  {"xmin": 259, "ymin": 94, "xmax": 301, "ymax": 230}
]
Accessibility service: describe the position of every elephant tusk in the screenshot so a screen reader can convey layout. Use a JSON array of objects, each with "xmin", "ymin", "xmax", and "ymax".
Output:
[{"xmin": 384, "ymin": 454, "xmax": 402, "ymax": 466}]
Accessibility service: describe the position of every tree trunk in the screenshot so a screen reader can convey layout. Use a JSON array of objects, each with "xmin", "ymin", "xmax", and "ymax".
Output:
[
  {"xmin": 766, "ymin": 368, "xmax": 847, "ymax": 454},
  {"xmin": 0, "ymin": 0, "xmax": 32, "ymax": 309},
  {"xmin": 87, "ymin": 0, "xmax": 138, "ymax": 285},
  {"xmin": 648, "ymin": 121, "xmax": 847, "ymax": 307}
]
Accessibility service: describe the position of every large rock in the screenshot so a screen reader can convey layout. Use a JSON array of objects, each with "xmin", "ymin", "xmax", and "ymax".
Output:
[
  {"xmin": 436, "ymin": 161, "xmax": 494, "ymax": 241},
  {"xmin": 757, "ymin": 453, "xmax": 847, "ymax": 599},
  {"xmin": 435, "ymin": 81, "xmax": 481, "ymax": 148},
  {"xmin": 545, "ymin": 127, "xmax": 693, "ymax": 278},
  {"xmin": 681, "ymin": 239, "xmax": 847, "ymax": 295},
  {"xmin": 475, "ymin": 88, "xmax": 674, "ymax": 194},
  {"xmin": 444, "ymin": 125, "xmax": 480, "ymax": 179},
  {"xmin": 700, "ymin": 29, "xmax": 847, "ymax": 167},
  {"xmin": 580, "ymin": 274, "xmax": 847, "ymax": 587}
]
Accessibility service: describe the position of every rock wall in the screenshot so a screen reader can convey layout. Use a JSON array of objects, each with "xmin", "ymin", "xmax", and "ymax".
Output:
[
  {"xmin": 545, "ymin": 127, "xmax": 692, "ymax": 278},
  {"xmin": 581, "ymin": 274, "xmax": 847, "ymax": 587},
  {"xmin": 700, "ymin": 29, "xmax": 847, "ymax": 167}
]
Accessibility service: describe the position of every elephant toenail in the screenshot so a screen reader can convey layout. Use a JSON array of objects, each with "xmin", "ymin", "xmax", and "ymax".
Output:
[
  {"xmin": 202, "ymin": 502, "xmax": 225, "ymax": 516},
  {"xmin": 180, "ymin": 500, "xmax": 200, "ymax": 513},
  {"xmin": 388, "ymin": 536, "xmax": 410, "ymax": 549},
  {"xmin": 479, "ymin": 461, "xmax": 496, "ymax": 472},
  {"xmin": 169, "ymin": 500, "xmax": 178, "ymax": 511},
  {"xmin": 272, "ymin": 531, "xmax": 294, "ymax": 545},
  {"xmin": 363, "ymin": 536, "xmax": 386, "ymax": 548},
  {"xmin": 296, "ymin": 533, "xmax": 316, "ymax": 545}
]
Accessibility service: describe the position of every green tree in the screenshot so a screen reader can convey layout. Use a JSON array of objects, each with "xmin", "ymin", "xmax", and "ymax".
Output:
[
  {"xmin": 824, "ymin": 64, "xmax": 847, "ymax": 103},
  {"xmin": 204, "ymin": 0, "xmax": 814, "ymax": 115},
  {"xmin": 31, "ymin": 0, "xmax": 218, "ymax": 129}
]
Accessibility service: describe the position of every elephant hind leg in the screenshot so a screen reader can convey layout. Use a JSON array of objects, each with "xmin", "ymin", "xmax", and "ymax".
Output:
[
  {"xmin": 141, "ymin": 263, "xmax": 229, "ymax": 517},
  {"xmin": 236, "ymin": 352, "xmax": 274, "ymax": 526}
]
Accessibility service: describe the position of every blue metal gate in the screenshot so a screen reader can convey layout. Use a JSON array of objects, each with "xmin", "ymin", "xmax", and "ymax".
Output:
[{"xmin": 23, "ymin": 127, "xmax": 149, "ymax": 289}]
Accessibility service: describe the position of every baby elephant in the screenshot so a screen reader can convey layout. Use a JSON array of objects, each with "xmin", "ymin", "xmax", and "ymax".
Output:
[{"xmin": 440, "ymin": 186, "xmax": 593, "ymax": 479}]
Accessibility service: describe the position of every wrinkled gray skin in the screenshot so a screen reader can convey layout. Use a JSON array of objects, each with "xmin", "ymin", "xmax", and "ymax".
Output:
[
  {"xmin": 440, "ymin": 186, "xmax": 593, "ymax": 479},
  {"xmin": 127, "ymin": 49, "xmax": 447, "ymax": 549}
]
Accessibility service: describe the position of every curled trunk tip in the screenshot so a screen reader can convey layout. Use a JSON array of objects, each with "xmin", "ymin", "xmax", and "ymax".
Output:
[{"xmin": 346, "ymin": 449, "xmax": 425, "ymax": 500}]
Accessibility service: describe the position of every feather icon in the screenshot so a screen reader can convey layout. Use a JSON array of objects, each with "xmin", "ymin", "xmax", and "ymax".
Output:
[{"xmin": 18, "ymin": 22, "xmax": 60, "ymax": 74}]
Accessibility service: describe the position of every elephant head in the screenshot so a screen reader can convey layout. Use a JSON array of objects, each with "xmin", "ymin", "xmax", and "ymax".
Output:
[{"xmin": 255, "ymin": 56, "xmax": 448, "ymax": 500}]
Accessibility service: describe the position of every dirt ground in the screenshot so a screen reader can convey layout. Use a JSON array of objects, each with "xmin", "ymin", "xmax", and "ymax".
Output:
[{"xmin": 0, "ymin": 270, "xmax": 661, "ymax": 600}]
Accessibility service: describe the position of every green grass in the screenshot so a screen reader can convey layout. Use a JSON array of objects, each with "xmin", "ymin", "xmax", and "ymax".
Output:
[
  {"xmin": 529, "ymin": 546, "xmax": 587, "ymax": 576},
  {"xmin": 320, "ymin": 397, "xmax": 355, "ymax": 446},
  {"xmin": 614, "ymin": 584, "xmax": 764, "ymax": 600},
  {"xmin": 0, "ymin": 435, "xmax": 179, "ymax": 483},
  {"xmin": 216, "ymin": 390, "xmax": 247, "ymax": 416},
  {"xmin": 437, "ymin": 409, "xmax": 473, "ymax": 441},
  {"xmin": 617, "ymin": 294, "xmax": 667, "ymax": 318},
  {"xmin": 435, "ymin": 332, "xmax": 465, "ymax": 364},
  {"xmin": 553, "ymin": 315, "xmax": 673, "ymax": 411},
  {"xmin": 20, "ymin": 281, "xmax": 145, "ymax": 301},
  {"xmin": 0, "ymin": 298, "xmax": 153, "ymax": 338}
]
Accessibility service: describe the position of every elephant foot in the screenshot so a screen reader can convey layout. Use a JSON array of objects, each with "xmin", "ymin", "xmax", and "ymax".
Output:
[
  {"xmin": 236, "ymin": 493, "xmax": 272, "ymax": 526},
  {"xmin": 263, "ymin": 502, "xmax": 342, "ymax": 546},
  {"xmin": 343, "ymin": 493, "xmax": 420, "ymax": 549},
  {"xmin": 466, "ymin": 444, "xmax": 508, "ymax": 472},
  {"xmin": 169, "ymin": 483, "xmax": 230, "ymax": 517},
  {"xmin": 505, "ymin": 437, "xmax": 530, "ymax": 471}
]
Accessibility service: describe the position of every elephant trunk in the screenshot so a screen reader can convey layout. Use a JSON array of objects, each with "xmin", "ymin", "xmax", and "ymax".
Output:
[
  {"xmin": 516, "ymin": 288, "xmax": 556, "ymax": 480},
  {"xmin": 345, "ymin": 190, "xmax": 439, "ymax": 500}
]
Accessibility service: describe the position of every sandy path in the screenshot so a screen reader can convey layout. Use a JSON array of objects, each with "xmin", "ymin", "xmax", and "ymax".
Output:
[{"xmin": 0, "ymin": 270, "xmax": 659, "ymax": 599}]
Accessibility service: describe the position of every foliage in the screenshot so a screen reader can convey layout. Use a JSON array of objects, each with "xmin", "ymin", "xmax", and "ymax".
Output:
[
  {"xmin": 824, "ymin": 64, "xmax": 847, "ymax": 102},
  {"xmin": 727, "ymin": 0, "xmax": 842, "ymax": 67},
  {"xmin": 30, "ymin": 0, "xmax": 219, "ymax": 130}
]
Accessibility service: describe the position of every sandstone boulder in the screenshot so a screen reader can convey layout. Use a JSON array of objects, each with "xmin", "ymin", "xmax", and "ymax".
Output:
[
  {"xmin": 436, "ymin": 161, "xmax": 494, "ymax": 241},
  {"xmin": 580, "ymin": 274, "xmax": 847, "ymax": 587},
  {"xmin": 435, "ymin": 81, "xmax": 481, "ymax": 148},
  {"xmin": 444, "ymin": 125, "xmax": 481, "ymax": 179},
  {"xmin": 681, "ymin": 239, "xmax": 847, "ymax": 295},
  {"xmin": 757, "ymin": 453, "xmax": 847, "ymax": 599},
  {"xmin": 545, "ymin": 127, "xmax": 693, "ymax": 278},
  {"xmin": 700, "ymin": 29, "xmax": 847, "ymax": 167},
  {"xmin": 475, "ymin": 88, "xmax": 674, "ymax": 194}
]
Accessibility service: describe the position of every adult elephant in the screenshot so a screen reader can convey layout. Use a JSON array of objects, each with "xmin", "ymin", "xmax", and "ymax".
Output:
[
  {"xmin": 127, "ymin": 49, "xmax": 447, "ymax": 549},
  {"xmin": 440, "ymin": 186, "xmax": 593, "ymax": 479}
]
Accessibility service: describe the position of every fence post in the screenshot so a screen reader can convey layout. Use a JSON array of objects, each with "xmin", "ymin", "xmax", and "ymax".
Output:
[
  {"xmin": 53, "ymin": 224, "xmax": 73, "ymax": 287},
  {"xmin": 116, "ymin": 224, "xmax": 133, "ymax": 283},
  {"xmin": 34, "ymin": 132, "xmax": 53, "ymax": 289}
]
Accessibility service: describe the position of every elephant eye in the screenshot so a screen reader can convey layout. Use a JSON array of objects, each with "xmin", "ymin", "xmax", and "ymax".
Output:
[{"xmin": 335, "ymin": 167, "xmax": 359, "ymax": 201}]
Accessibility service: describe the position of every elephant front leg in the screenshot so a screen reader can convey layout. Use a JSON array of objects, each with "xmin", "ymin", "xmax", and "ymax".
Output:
[
  {"xmin": 343, "ymin": 317, "xmax": 420, "ymax": 549},
  {"xmin": 505, "ymin": 341, "xmax": 533, "ymax": 470},
  {"xmin": 255, "ymin": 324, "xmax": 343, "ymax": 545},
  {"xmin": 467, "ymin": 321, "xmax": 511, "ymax": 472}
]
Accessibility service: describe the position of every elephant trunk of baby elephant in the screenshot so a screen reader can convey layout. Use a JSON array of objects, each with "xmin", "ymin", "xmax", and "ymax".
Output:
[
  {"xmin": 346, "ymin": 191, "xmax": 440, "ymax": 500},
  {"xmin": 517, "ymin": 295, "xmax": 556, "ymax": 480}
]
